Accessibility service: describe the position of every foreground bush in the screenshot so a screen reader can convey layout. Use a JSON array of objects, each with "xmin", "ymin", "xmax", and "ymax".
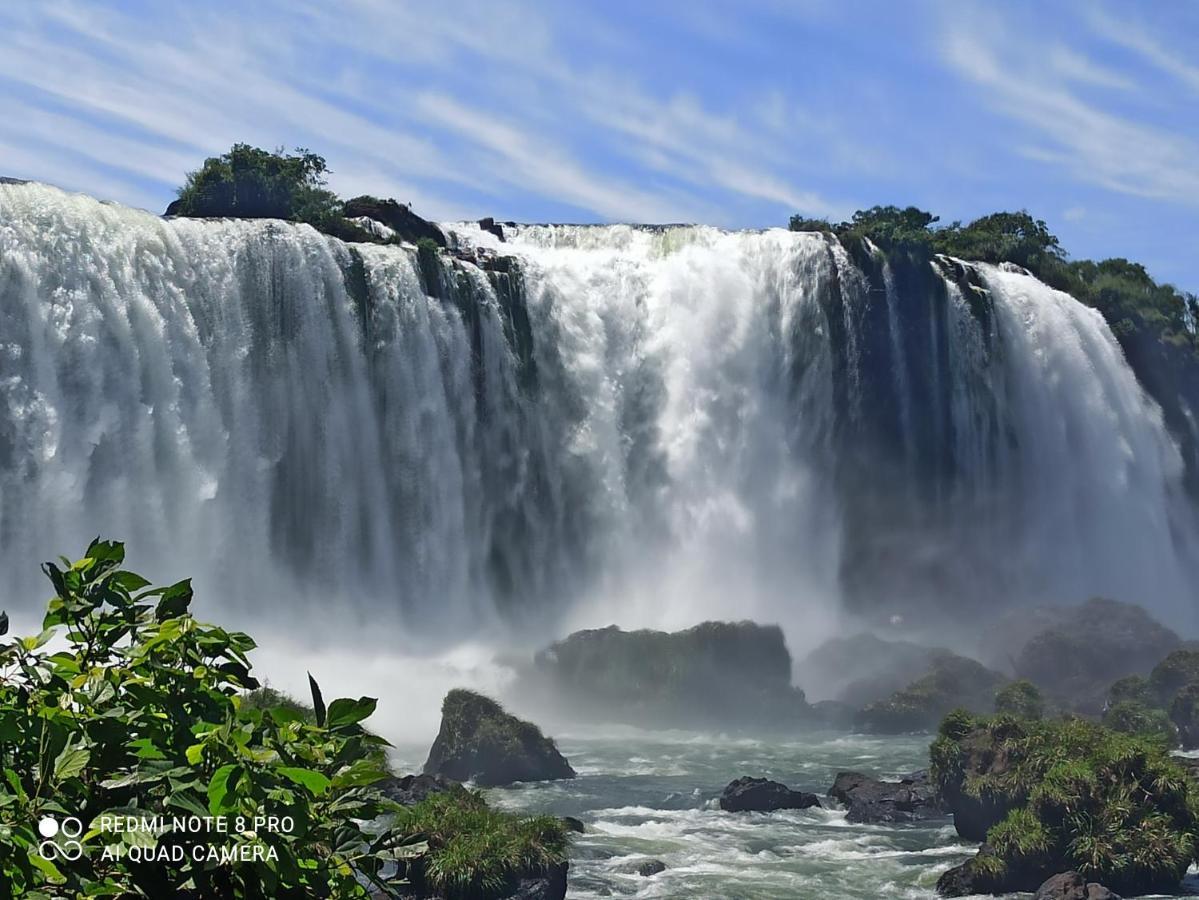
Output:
[
  {"xmin": 931, "ymin": 711, "xmax": 1198, "ymax": 896},
  {"xmin": 0, "ymin": 540, "xmax": 566, "ymax": 898}
]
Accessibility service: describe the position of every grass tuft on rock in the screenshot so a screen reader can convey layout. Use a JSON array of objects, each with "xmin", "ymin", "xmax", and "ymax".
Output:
[{"xmin": 931, "ymin": 711, "xmax": 1199, "ymax": 895}]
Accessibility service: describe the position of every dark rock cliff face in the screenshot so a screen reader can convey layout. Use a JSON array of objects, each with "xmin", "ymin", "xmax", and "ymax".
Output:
[
  {"xmin": 424, "ymin": 689, "xmax": 575, "ymax": 787},
  {"xmin": 519, "ymin": 621, "xmax": 810, "ymax": 730}
]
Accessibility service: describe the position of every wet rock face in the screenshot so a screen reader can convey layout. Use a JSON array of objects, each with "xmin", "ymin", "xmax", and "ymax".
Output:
[
  {"xmin": 636, "ymin": 860, "xmax": 667, "ymax": 877},
  {"xmin": 828, "ymin": 770, "xmax": 943, "ymax": 823},
  {"xmin": 718, "ymin": 777, "xmax": 821, "ymax": 813},
  {"xmin": 424, "ymin": 689, "xmax": 575, "ymax": 787}
]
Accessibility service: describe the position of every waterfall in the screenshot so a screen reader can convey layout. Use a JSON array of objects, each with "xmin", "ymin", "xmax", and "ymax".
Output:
[{"xmin": 1, "ymin": 182, "xmax": 1195, "ymax": 646}]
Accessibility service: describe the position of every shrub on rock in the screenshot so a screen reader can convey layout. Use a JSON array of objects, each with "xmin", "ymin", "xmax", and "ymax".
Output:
[
  {"xmin": 994, "ymin": 680, "xmax": 1044, "ymax": 719},
  {"xmin": 425, "ymin": 690, "xmax": 575, "ymax": 787},
  {"xmin": 931, "ymin": 712, "xmax": 1198, "ymax": 896},
  {"xmin": 1149, "ymin": 649, "xmax": 1199, "ymax": 706}
]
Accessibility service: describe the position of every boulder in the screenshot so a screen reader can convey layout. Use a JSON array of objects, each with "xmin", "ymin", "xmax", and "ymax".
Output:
[
  {"xmin": 1033, "ymin": 872, "xmax": 1121, "ymax": 900},
  {"xmin": 828, "ymin": 770, "xmax": 942, "ymax": 823},
  {"xmin": 856, "ymin": 652, "xmax": 1005, "ymax": 733},
  {"xmin": 424, "ymin": 689, "xmax": 575, "ymax": 787},
  {"xmin": 342, "ymin": 195, "xmax": 447, "ymax": 247},
  {"xmin": 1013, "ymin": 598, "xmax": 1180, "ymax": 714},
  {"xmin": 636, "ymin": 860, "xmax": 667, "ymax": 877},
  {"xmin": 719, "ymin": 777, "xmax": 821, "ymax": 813},
  {"xmin": 377, "ymin": 772, "xmax": 458, "ymax": 806},
  {"xmin": 519, "ymin": 621, "xmax": 811, "ymax": 731}
]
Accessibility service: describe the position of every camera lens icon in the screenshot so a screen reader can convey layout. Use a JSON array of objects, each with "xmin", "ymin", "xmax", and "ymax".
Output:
[{"xmin": 38, "ymin": 816, "xmax": 83, "ymax": 861}]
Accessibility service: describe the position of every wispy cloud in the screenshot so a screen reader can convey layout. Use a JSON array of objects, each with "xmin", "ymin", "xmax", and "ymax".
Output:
[
  {"xmin": 1086, "ymin": 8, "xmax": 1199, "ymax": 94},
  {"xmin": 940, "ymin": 9, "xmax": 1199, "ymax": 207}
]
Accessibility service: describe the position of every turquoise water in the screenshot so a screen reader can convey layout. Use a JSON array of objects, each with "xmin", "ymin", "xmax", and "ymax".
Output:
[{"xmin": 393, "ymin": 728, "xmax": 977, "ymax": 899}]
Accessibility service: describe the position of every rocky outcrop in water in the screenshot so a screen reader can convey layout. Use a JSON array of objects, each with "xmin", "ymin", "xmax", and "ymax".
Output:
[
  {"xmin": 1033, "ymin": 872, "xmax": 1121, "ymax": 900},
  {"xmin": 856, "ymin": 653, "xmax": 1005, "ymax": 733},
  {"xmin": 636, "ymin": 860, "xmax": 667, "ymax": 877},
  {"xmin": 718, "ymin": 777, "xmax": 821, "ymax": 812},
  {"xmin": 828, "ymin": 770, "xmax": 942, "ymax": 823},
  {"xmin": 424, "ymin": 689, "xmax": 575, "ymax": 787},
  {"xmin": 518, "ymin": 621, "xmax": 811, "ymax": 731}
]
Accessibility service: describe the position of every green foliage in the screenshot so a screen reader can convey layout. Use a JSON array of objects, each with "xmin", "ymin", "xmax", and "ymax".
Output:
[
  {"xmin": 994, "ymin": 680, "xmax": 1044, "ymax": 720},
  {"xmin": 1149, "ymin": 649, "xmax": 1199, "ymax": 706},
  {"xmin": 930, "ymin": 712, "xmax": 1198, "ymax": 894},
  {"xmin": 1107, "ymin": 674, "xmax": 1154, "ymax": 707},
  {"xmin": 395, "ymin": 791, "xmax": 566, "ymax": 897},
  {"xmin": 0, "ymin": 539, "xmax": 564, "ymax": 899},
  {"xmin": 787, "ymin": 215, "xmax": 834, "ymax": 233},
  {"xmin": 173, "ymin": 144, "xmax": 343, "ymax": 229},
  {"xmin": 1103, "ymin": 700, "xmax": 1178, "ymax": 744}
]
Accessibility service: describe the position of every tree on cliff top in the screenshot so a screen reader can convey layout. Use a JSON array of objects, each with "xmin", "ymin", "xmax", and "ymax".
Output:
[{"xmin": 171, "ymin": 143, "xmax": 342, "ymax": 227}]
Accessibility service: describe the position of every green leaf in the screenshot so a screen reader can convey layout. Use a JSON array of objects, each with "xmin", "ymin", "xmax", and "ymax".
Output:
[
  {"xmin": 207, "ymin": 764, "xmax": 241, "ymax": 814},
  {"xmin": 154, "ymin": 579, "xmax": 194, "ymax": 621},
  {"xmin": 167, "ymin": 789, "xmax": 210, "ymax": 818},
  {"xmin": 21, "ymin": 628, "xmax": 57, "ymax": 651},
  {"xmin": 277, "ymin": 767, "xmax": 331, "ymax": 796},
  {"xmin": 325, "ymin": 697, "xmax": 377, "ymax": 729},
  {"xmin": 307, "ymin": 673, "xmax": 326, "ymax": 727},
  {"xmin": 53, "ymin": 744, "xmax": 90, "ymax": 782},
  {"xmin": 185, "ymin": 743, "xmax": 204, "ymax": 765},
  {"xmin": 28, "ymin": 848, "xmax": 65, "ymax": 884}
]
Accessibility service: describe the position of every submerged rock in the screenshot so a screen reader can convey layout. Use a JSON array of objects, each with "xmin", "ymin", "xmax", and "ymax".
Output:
[
  {"xmin": 718, "ymin": 777, "xmax": 821, "ymax": 812},
  {"xmin": 856, "ymin": 652, "xmax": 1005, "ymax": 733},
  {"xmin": 828, "ymin": 770, "xmax": 942, "ymax": 823},
  {"xmin": 424, "ymin": 689, "xmax": 575, "ymax": 787},
  {"xmin": 519, "ymin": 621, "xmax": 810, "ymax": 731},
  {"xmin": 636, "ymin": 860, "xmax": 667, "ymax": 877},
  {"xmin": 1033, "ymin": 872, "xmax": 1121, "ymax": 900}
]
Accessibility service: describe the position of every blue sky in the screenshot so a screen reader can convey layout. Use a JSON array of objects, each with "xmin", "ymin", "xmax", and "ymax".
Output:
[{"xmin": 1, "ymin": 0, "xmax": 1197, "ymax": 291}]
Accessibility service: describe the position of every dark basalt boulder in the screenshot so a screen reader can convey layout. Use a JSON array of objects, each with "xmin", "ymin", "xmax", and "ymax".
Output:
[
  {"xmin": 478, "ymin": 217, "xmax": 505, "ymax": 241},
  {"xmin": 377, "ymin": 772, "xmax": 458, "ymax": 806},
  {"xmin": 1012, "ymin": 598, "xmax": 1180, "ymax": 715},
  {"xmin": 519, "ymin": 621, "xmax": 811, "ymax": 731},
  {"xmin": 424, "ymin": 689, "xmax": 575, "ymax": 787},
  {"xmin": 343, "ymin": 195, "xmax": 447, "ymax": 247},
  {"xmin": 856, "ymin": 652, "xmax": 1005, "ymax": 733},
  {"xmin": 0, "ymin": 176, "xmax": 30, "ymax": 185},
  {"xmin": 636, "ymin": 860, "xmax": 667, "ymax": 877},
  {"xmin": 828, "ymin": 770, "xmax": 942, "ymax": 823},
  {"xmin": 719, "ymin": 777, "xmax": 821, "ymax": 812},
  {"xmin": 1033, "ymin": 872, "xmax": 1121, "ymax": 900}
]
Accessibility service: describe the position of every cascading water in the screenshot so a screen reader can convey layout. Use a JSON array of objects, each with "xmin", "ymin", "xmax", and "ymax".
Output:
[{"xmin": 1, "ymin": 181, "xmax": 1196, "ymax": 651}]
